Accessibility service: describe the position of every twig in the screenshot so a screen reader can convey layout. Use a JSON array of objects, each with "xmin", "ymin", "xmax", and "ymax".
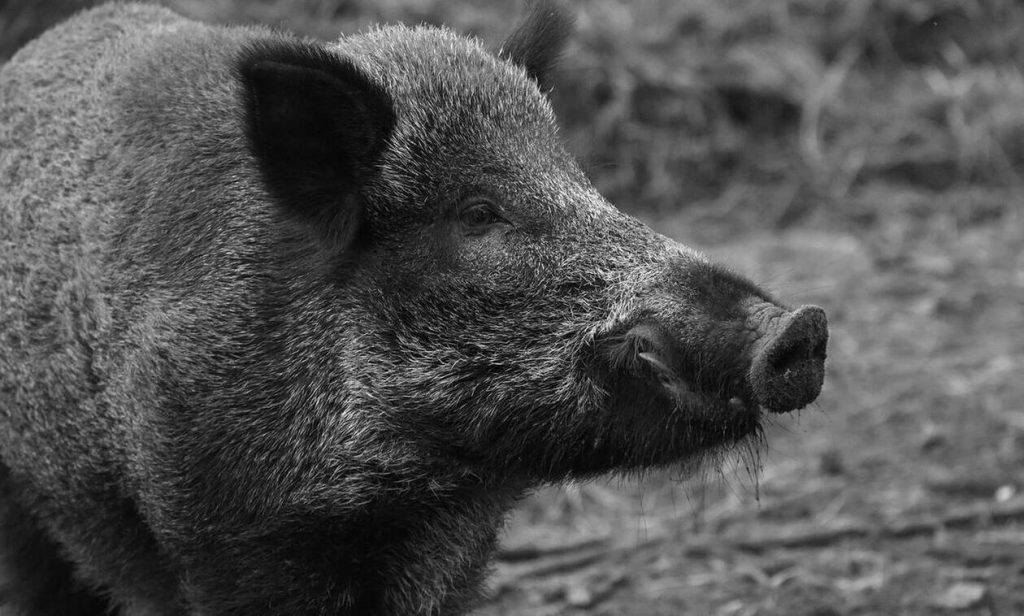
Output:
[
  {"xmin": 496, "ymin": 538, "xmax": 609, "ymax": 563},
  {"xmin": 496, "ymin": 496, "xmax": 1024, "ymax": 576},
  {"xmin": 731, "ymin": 496, "xmax": 1024, "ymax": 553}
]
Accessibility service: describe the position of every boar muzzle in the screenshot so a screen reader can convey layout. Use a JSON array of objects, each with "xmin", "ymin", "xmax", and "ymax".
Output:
[{"xmin": 603, "ymin": 300, "xmax": 828, "ymax": 419}]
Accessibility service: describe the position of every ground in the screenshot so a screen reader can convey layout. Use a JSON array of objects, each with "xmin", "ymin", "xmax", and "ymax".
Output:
[{"xmin": 2, "ymin": 0, "xmax": 1022, "ymax": 614}]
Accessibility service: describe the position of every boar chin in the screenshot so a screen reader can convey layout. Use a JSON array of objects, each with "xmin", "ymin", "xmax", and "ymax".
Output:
[{"xmin": 599, "ymin": 369, "xmax": 765, "ymax": 469}]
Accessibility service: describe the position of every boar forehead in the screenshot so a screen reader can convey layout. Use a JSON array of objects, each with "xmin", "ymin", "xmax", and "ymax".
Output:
[
  {"xmin": 335, "ymin": 25, "xmax": 556, "ymax": 133},
  {"xmin": 333, "ymin": 26, "xmax": 608, "ymax": 230}
]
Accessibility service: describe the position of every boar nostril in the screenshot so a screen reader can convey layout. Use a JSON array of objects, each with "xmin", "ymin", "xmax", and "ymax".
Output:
[
  {"xmin": 813, "ymin": 339, "xmax": 827, "ymax": 360},
  {"xmin": 769, "ymin": 337, "xmax": 811, "ymax": 376},
  {"xmin": 751, "ymin": 305, "xmax": 828, "ymax": 414}
]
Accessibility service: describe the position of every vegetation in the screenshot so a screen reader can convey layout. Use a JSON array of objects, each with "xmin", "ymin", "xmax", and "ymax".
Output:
[{"xmin": 3, "ymin": 1, "xmax": 1021, "ymax": 613}]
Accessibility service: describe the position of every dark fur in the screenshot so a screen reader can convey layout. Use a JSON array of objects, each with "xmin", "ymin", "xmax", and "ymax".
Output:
[{"xmin": 0, "ymin": 2, "xmax": 826, "ymax": 614}]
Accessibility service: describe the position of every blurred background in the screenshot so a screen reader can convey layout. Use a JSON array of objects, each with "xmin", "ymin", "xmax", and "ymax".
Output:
[{"xmin": 3, "ymin": 1, "xmax": 1023, "ymax": 614}]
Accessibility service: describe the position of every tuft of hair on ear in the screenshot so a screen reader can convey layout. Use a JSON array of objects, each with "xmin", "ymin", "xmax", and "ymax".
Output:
[
  {"xmin": 236, "ymin": 38, "xmax": 396, "ymax": 251},
  {"xmin": 499, "ymin": 0, "xmax": 574, "ymax": 90}
]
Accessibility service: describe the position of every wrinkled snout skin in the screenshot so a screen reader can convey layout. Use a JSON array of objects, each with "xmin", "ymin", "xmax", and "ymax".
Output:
[{"xmin": 0, "ymin": 3, "xmax": 827, "ymax": 615}]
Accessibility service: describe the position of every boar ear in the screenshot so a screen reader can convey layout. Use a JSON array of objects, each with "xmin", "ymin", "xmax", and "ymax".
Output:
[
  {"xmin": 499, "ymin": 0, "xmax": 574, "ymax": 90},
  {"xmin": 238, "ymin": 40, "xmax": 395, "ymax": 249}
]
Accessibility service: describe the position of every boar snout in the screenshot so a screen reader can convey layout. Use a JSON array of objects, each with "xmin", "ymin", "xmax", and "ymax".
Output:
[
  {"xmin": 749, "ymin": 303, "xmax": 828, "ymax": 414},
  {"xmin": 598, "ymin": 297, "xmax": 828, "ymax": 425}
]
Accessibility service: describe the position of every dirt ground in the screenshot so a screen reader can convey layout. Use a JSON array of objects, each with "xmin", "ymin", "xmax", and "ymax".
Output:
[{"xmin": 2, "ymin": 1, "xmax": 1023, "ymax": 614}]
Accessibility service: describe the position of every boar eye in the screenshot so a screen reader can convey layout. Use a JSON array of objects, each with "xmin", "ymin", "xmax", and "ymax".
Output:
[{"xmin": 459, "ymin": 200, "xmax": 507, "ymax": 234}]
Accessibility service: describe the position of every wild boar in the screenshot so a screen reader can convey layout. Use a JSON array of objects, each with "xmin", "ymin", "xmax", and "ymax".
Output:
[{"xmin": 0, "ymin": 2, "xmax": 827, "ymax": 614}]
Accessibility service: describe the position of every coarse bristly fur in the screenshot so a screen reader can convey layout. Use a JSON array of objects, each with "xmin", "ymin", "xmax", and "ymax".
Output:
[{"xmin": 0, "ymin": 1, "xmax": 828, "ymax": 614}]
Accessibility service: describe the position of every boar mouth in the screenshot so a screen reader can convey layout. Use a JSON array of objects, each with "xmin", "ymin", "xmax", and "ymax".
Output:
[
  {"xmin": 598, "ymin": 320, "xmax": 763, "ymax": 447},
  {"xmin": 637, "ymin": 343, "xmax": 763, "ymax": 436},
  {"xmin": 637, "ymin": 350, "xmax": 758, "ymax": 420}
]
